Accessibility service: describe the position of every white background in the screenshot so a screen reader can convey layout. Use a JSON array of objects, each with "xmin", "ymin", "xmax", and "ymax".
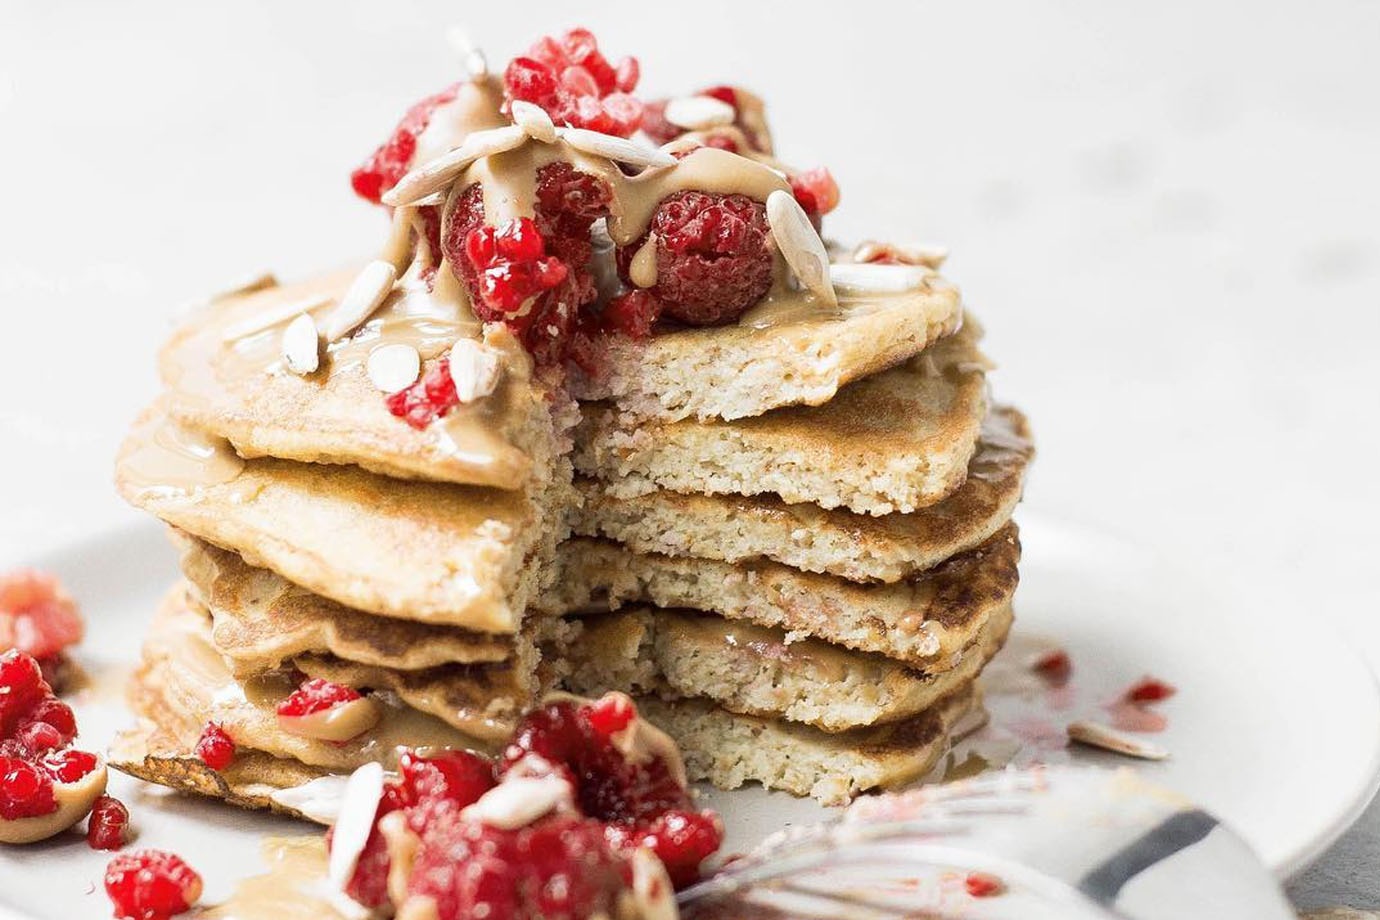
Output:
[{"xmin": 0, "ymin": 0, "xmax": 1376, "ymax": 909}]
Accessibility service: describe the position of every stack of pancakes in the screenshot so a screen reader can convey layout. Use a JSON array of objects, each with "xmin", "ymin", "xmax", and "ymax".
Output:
[{"xmin": 110, "ymin": 262, "xmax": 1031, "ymax": 811}]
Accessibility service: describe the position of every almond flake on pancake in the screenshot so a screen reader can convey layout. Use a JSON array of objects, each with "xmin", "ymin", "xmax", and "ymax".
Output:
[
  {"xmin": 327, "ymin": 762, "xmax": 386, "ymax": 889},
  {"xmin": 663, "ymin": 95, "xmax": 735, "ymax": 131},
  {"xmin": 320, "ymin": 260, "xmax": 398, "ymax": 342},
  {"xmin": 510, "ymin": 100, "xmax": 557, "ymax": 144},
  {"xmin": 281, "ymin": 313, "xmax": 321, "ymax": 375},
  {"xmin": 1067, "ymin": 720, "xmax": 1169, "ymax": 761},
  {"xmin": 449, "ymin": 338, "xmax": 501, "ymax": 403},
  {"xmin": 382, "ymin": 125, "xmax": 528, "ymax": 207},
  {"xmin": 367, "ymin": 343, "xmax": 422, "ymax": 393},
  {"xmin": 557, "ymin": 127, "xmax": 677, "ymax": 169},
  {"xmin": 766, "ymin": 189, "xmax": 838, "ymax": 307},
  {"xmin": 829, "ymin": 262, "xmax": 934, "ymax": 294}
]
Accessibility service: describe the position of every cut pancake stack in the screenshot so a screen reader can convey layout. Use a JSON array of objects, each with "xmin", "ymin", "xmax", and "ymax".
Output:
[
  {"xmin": 108, "ymin": 72, "xmax": 1034, "ymax": 816},
  {"xmin": 547, "ymin": 317, "xmax": 1033, "ymax": 803}
]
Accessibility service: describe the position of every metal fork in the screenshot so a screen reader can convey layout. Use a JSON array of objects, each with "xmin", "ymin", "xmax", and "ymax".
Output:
[{"xmin": 677, "ymin": 767, "xmax": 1297, "ymax": 919}]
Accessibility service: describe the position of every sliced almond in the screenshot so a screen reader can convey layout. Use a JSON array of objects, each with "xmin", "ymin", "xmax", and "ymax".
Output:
[
  {"xmin": 766, "ymin": 189, "xmax": 837, "ymax": 307},
  {"xmin": 382, "ymin": 124, "xmax": 527, "ymax": 207},
  {"xmin": 327, "ymin": 763, "xmax": 386, "ymax": 889},
  {"xmin": 631, "ymin": 848, "xmax": 678, "ymax": 920},
  {"xmin": 557, "ymin": 127, "xmax": 676, "ymax": 169},
  {"xmin": 1067, "ymin": 720, "xmax": 1169, "ymax": 761},
  {"xmin": 460, "ymin": 775, "xmax": 574, "ymax": 830},
  {"xmin": 366, "ymin": 343, "xmax": 422, "ymax": 393},
  {"xmin": 320, "ymin": 260, "xmax": 398, "ymax": 342},
  {"xmin": 663, "ymin": 95, "xmax": 736, "ymax": 131},
  {"xmin": 448, "ymin": 338, "xmax": 501, "ymax": 403},
  {"xmin": 510, "ymin": 100, "xmax": 556, "ymax": 144},
  {"xmin": 829, "ymin": 262, "xmax": 933, "ymax": 294},
  {"xmin": 853, "ymin": 240, "xmax": 949, "ymax": 269},
  {"xmin": 219, "ymin": 293, "xmax": 330, "ymax": 343},
  {"xmin": 281, "ymin": 313, "xmax": 320, "ymax": 375}
]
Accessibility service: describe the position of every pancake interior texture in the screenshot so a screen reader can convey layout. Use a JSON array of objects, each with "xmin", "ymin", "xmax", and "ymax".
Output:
[{"xmin": 572, "ymin": 317, "xmax": 990, "ymax": 515}]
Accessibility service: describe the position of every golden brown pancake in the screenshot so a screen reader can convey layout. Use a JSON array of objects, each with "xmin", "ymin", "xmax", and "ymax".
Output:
[
  {"xmin": 572, "ymin": 318, "xmax": 990, "ymax": 516},
  {"xmin": 562, "ymin": 602, "xmax": 1011, "ymax": 732},
  {"xmin": 161, "ymin": 270, "xmax": 566, "ymax": 490},
  {"xmin": 116, "ymin": 408, "xmax": 570, "ymax": 633},
  {"xmin": 543, "ymin": 524, "xmax": 1021, "ymax": 666},
  {"xmin": 572, "ymin": 406, "xmax": 1032, "ymax": 582},
  {"xmin": 569, "ymin": 276, "xmax": 963, "ymax": 423}
]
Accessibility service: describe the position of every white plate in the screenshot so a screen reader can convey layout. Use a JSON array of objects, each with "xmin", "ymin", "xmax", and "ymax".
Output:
[{"xmin": 2, "ymin": 511, "xmax": 1378, "ymax": 918}]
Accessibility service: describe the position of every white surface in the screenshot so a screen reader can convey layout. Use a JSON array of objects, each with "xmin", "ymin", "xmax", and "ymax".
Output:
[
  {"xmin": 2, "ymin": 512, "xmax": 1376, "ymax": 918},
  {"xmin": 1, "ymin": 0, "xmax": 1377, "ymax": 908}
]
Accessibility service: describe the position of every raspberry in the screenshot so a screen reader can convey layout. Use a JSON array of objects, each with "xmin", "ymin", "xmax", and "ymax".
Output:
[
  {"xmin": 584, "ymin": 693, "xmax": 636, "ymax": 739},
  {"xmin": 965, "ymin": 871, "xmax": 1005, "ymax": 898},
  {"xmin": 604, "ymin": 809, "xmax": 724, "ymax": 889},
  {"xmin": 503, "ymin": 28, "xmax": 643, "ymax": 137},
  {"xmin": 88, "ymin": 795, "xmax": 130, "ymax": 850},
  {"xmin": 397, "ymin": 749, "xmax": 495, "ymax": 810},
  {"xmin": 42, "ymin": 748, "xmax": 98, "ymax": 783},
  {"xmin": 441, "ymin": 166, "xmax": 612, "ymax": 366},
  {"xmin": 276, "ymin": 678, "xmax": 361, "ymax": 718},
  {"xmin": 27, "ymin": 697, "xmax": 76, "ymax": 744},
  {"xmin": 194, "ymin": 723, "xmax": 235, "ymax": 771},
  {"xmin": 619, "ymin": 190, "xmax": 774, "ymax": 326},
  {"xmin": 385, "ymin": 357, "xmax": 460, "ymax": 429},
  {"xmin": 596, "ymin": 290, "xmax": 661, "ymax": 339},
  {"xmin": 0, "ymin": 650, "xmax": 48, "ymax": 738},
  {"xmin": 789, "ymin": 167, "xmax": 840, "ymax": 218},
  {"xmin": 1030, "ymin": 648, "xmax": 1072, "ymax": 683},
  {"xmin": 0, "ymin": 756, "xmax": 56, "ymax": 819},
  {"xmin": 104, "ymin": 850, "xmax": 202, "ymax": 920},
  {"xmin": 1124, "ymin": 676, "xmax": 1176, "ymax": 704},
  {"xmin": 351, "ymin": 84, "xmax": 461, "ymax": 204},
  {"xmin": 0, "ymin": 570, "xmax": 84, "ymax": 662}
]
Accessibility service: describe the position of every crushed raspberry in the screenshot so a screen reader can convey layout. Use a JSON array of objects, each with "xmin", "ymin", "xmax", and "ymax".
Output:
[
  {"xmin": 0, "ymin": 651, "xmax": 78, "ymax": 760},
  {"xmin": 1030, "ymin": 648, "xmax": 1072, "ymax": 683},
  {"xmin": 42, "ymin": 748, "xmax": 98, "ymax": 783},
  {"xmin": 105, "ymin": 850, "xmax": 202, "ymax": 920},
  {"xmin": 0, "ymin": 570, "xmax": 84, "ymax": 663},
  {"xmin": 385, "ymin": 357, "xmax": 460, "ymax": 429},
  {"xmin": 194, "ymin": 723, "xmax": 235, "ymax": 771},
  {"xmin": 441, "ymin": 166, "xmax": 612, "ymax": 366},
  {"xmin": 276, "ymin": 678, "xmax": 362, "ymax": 718},
  {"xmin": 0, "ymin": 649, "xmax": 50, "ymax": 739},
  {"xmin": 1124, "ymin": 676, "xmax": 1176, "ymax": 704},
  {"xmin": 351, "ymin": 84, "xmax": 460, "ymax": 204},
  {"xmin": 596, "ymin": 290, "xmax": 662, "ymax": 339},
  {"xmin": 965, "ymin": 871, "xmax": 1005, "ymax": 897},
  {"xmin": 338, "ymin": 695, "xmax": 721, "ymax": 918},
  {"xmin": 503, "ymin": 28, "xmax": 643, "ymax": 137},
  {"xmin": 0, "ymin": 756, "xmax": 57, "ymax": 820},
  {"xmin": 789, "ymin": 166, "xmax": 840, "ymax": 218},
  {"xmin": 618, "ymin": 189, "xmax": 774, "ymax": 326},
  {"xmin": 88, "ymin": 795, "xmax": 130, "ymax": 850}
]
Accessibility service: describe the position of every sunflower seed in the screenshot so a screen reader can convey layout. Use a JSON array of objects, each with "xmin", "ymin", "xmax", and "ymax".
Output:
[
  {"xmin": 320, "ymin": 260, "xmax": 398, "ymax": 342},
  {"xmin": 511, "ymin": 100, "xmax": 556, "ymax": 144},
  {"xmin": 382, "ymin": 124, "xmax": 527, "ymax": 207},
  {"xmin": 1067, "ymin": 720, "xmax": 1169, "ymax": 761},
  {"xmin": 327, "ymin": 763, "xmax": 385, "ymax": 889},
  {"xmin": 829, "ymin": 262, "xmax": 933, "ymax": 294},
  {"xmin": 219, "ymin": 293, "xmax": 331, "ymax": 343},
  {"xmin": 366, "ymin": 343, "xmax": 421, "ymax": 393},
  {"xmin": 280, "ymin": 313, "xmax": 320, "ymax": 375},
  {"xmin": 766, "ymin": 189, "xmax": 837, "ymax": 306},
  {"xmin": 449, "ymin": 338, "xmax": 501, "ymax": 403},
  {"xmin": 663, "ymin": 95, "xmax": 736, "ymax": 131},
  {"xmin": 557, "ymin": 127, "xmax": 676, "ymax": 169}
]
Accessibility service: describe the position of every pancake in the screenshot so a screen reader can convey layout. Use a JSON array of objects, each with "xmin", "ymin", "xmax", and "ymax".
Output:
[
  {"xmin": 161, "ymin": 270, "xmax": 569, "ymax": 490},
  {"xmin": 116, "ymin": 408, "xmax": 570, "ymax": 633},
  {"xmin": 561, "ymin": 601, "xmax": 1011, "ymax": 732},
  {"xmin": 572, "ymin": 317, "xmax": 990, "ymax": 516},
  {"xmin": 569, "ymin": 275, "xmax": 963, "ymax": 422},
  {"xmin": 639, "ymin": 686, "xmax": 984, "ymax": 805},
  {"xmin": 572, "ymin": 406, "xmax": 1032, "ymax": 582},
  {"xmin": 543, "ymin": 524, "xmax": 1021, "ymax": 666},
  {"xmin": 131, "ymin": 585, "xmax": 497, "ymax": 771},
  {"xmin": 178, "ymin": 534, "xmax": 514, "ymax": 673}
]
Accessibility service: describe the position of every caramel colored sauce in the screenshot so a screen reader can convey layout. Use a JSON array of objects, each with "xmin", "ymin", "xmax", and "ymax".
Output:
[
  {"xmin": 199, "ymin": 837, "xmax": 354, "ymax": 920},
  {"xmin": 119, "ymin": 413, "xmax": 245, "ymax": 499}
]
